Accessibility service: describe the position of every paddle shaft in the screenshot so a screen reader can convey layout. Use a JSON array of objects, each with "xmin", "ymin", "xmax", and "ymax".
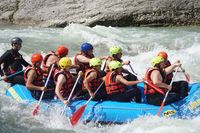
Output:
[
  {"xmin": 0, "ymin": 70, "xmax": 24, "ymax": 81},
  {"xmin": 32, "ymin": 64, "xmax": 54, "ymax": 115},
  {"xmin": 157, "ymin": 66, "xmax": 179, "ymax": 116}
]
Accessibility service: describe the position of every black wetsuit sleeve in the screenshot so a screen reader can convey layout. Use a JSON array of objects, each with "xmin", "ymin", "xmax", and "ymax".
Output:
[
  {"xmin": 21, "ymin": 57, "xmax": 30, "ymax": 67},
  {"xmin": 0, "ymin": 50, "xmax": 13, "ymax": 76}
]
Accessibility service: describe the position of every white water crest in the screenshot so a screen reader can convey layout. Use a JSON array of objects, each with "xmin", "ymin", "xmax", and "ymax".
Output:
[{"xmin": 0, "ymin": 24, "xmax": 200, "ymax": 133}]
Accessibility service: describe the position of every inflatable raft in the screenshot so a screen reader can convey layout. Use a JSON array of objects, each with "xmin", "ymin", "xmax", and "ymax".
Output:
[{"xmin": 5, "ymin": 82, "xmax": 200, "ymax": 124}]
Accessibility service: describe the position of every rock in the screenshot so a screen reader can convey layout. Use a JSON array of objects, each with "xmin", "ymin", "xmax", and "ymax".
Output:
[{"xmin": 0, "ymin": 0, "xmax": 200, "ymax": 27}]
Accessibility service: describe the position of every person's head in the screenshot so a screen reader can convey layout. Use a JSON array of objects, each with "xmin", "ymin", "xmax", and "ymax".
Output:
[
  {"xmin": 81, "ymin": 42, "xmax": 93, "ymax": 55},
  {"xmin": 157, "ymin": 51, "xmax": 168, "ymax": 60},
  {"xmin": 31, "ymin": 53, "xmax": 43, "ymax": 67},
  {"xmin": 151, "ymin": 56, "xmax": 165, "ymax": 68},
  {"xmin": 56, "ymin": 46, "xmax": 69, "ymax": 58},
  {"xmin": 58, "ymin": 57, "xmax": 72, "ymax": 70},
  {"xmin": 109, "ymin": 45, "xmax": 122, "ymax": 59},
  {"xmin": 89, "ymin": 58, "xmax": 102, "ymax": 71},
  {"xmin": 109, "ymin": 60, "xmax": 123, "ymax": 72},
  {"xmin": 11, "ymin": 37, "xmax": 22, "ymax": 51}
]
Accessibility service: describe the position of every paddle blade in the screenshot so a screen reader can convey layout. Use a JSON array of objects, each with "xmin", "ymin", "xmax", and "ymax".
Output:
[
  {"xmin": 32, "ymin": 105, "xmax": 40, "ymax": 116},
  {"xmin": 70, "ymin": 105, "xmax": 86, "ymax": 126}
]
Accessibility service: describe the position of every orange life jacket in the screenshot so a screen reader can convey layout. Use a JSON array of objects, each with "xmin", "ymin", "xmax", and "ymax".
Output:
[
  {"xmin": 53, "ymin": 69, "xmax": 74, "ymax": 98},
  {"xmin": 42, "ymin": 51, "xmax": 59, "ymax": 77},
  {"xmin": 82, "ymin": 68, "xmax": 102, "ymax": 92},
  {"xmin": 105, "ymin": 71, "xmax": 125, "ymax": 95},
  {"xmin": 74, "ymin": 52, "xmax": 94, "ymax": 73},
  {"xmin": 144, "ymin": 68, "xmax": 166, "ymax": 95},
  {"xmin": 24, "ymin": 65, "xmax": 43, "ymax": 86}
]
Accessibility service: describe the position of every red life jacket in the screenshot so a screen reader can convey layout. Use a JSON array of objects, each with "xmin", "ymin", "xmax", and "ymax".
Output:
[
  {"xmin": 144, "ymin": 68, "xmax": 166, "ymax": 95},
  {"xmin": 164, "ymin": 60, "xmax": 173, "ymax": 84},
  {"xmin": 42, "ymin": 51, "xmax": 59, "ymax": 77},
  {"xmin": 24, "ymin": 65, "xmax": 43, "ymax": 86},
  {"xmin": 74, "ymin": 51, "xmax": 94, "ymax": 73},
  {"xmin": 105, "ymin": 71, "xmax": 125, "ymax": 95},
  {"xmin": 82, "ymin": 68, "xmax": 102, "ymax": 92},
  {"xmin": 53, "ymin": 69, "xmax": 73, "ymax": 98}
]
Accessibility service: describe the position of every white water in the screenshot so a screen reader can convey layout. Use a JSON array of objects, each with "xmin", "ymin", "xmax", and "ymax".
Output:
[{"xmin": 0, "ymin": 24, "xmax": 200, "ymax": 133}]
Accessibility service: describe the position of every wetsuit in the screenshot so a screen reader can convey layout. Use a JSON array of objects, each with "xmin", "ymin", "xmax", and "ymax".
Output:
[{"xmin": 0, "ymin": 49, "xmax": 29, "ymax": 85}]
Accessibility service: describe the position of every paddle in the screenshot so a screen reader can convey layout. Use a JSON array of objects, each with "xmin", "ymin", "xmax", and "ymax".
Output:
[
  {"xmin": 180, "ymin": 67, "xmax": 190, "ymax": 83},
  {"xmin": 62, "ymin": 71, "xmax": 83, "ymax": 114},
  {"xmin": 157, "ymin": 66, "xmax": 179, "ymax": 116},
  {"xmin": 0, "ymin": 69, "xmax": 24, "ymax": 81},
  {"xmin": 70, "ymin": 81, "xmax": 104, "ymax": 126},
  {"xmin": 32, "ymin": 64, "xmax": 55, "ymax": 116}
]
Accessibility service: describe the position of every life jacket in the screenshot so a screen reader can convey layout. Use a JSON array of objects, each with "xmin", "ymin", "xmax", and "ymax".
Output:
[
  {"xmin": 144, "ymin": 68, "xmax": 166, "ymax": 95},
  {"xmin": 7, "ymin": 50, "xmax": 23, "ymax": 75},
  {"xmin": 82, "ymin": 68, "xmax": 102, "ymax": 92},
  {"xmin": 24, "ymin": 65, "xmax": 44, "ymax": 99},
  {"xmin": 74, "ymin": 51, "xmax": 94, "ymax": 73},
  {"xmin": 53, "ymin": 69, "xmax": 74, "ymax": 98},
  {"xmin": 42, "ymin": 51, "xmax": 59, "ymax": 77},
  {"xmin": 164, "ymin": 60, "xmax": 173, "ymax": 84},
  {"xmin": 105, "ymin": 71, "xmax": 125, "ymax": 95}
]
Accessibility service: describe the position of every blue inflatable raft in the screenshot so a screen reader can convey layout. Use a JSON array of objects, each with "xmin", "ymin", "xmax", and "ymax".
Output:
[{"xmin": 5, "ymin": 82, "xmax": 200, "ymax": 124}]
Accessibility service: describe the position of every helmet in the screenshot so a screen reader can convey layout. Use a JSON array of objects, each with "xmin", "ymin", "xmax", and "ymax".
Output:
[
  {"xmin": 109, "ymin": 46, "xmax": 122, "ymax": 55},
  {"xmin": 151, "ymin": 56, "xmax": 165, "ymax": 66},
  {"xmin": 56, "ymin": 46, "xmax": 68, "ymax": 56},
  {"xmin": 11, "ymin": 37, "xmax": 22, "ymax": 45},
  {"xmin": 31, "ymin": 53, "xmax": 43, "ymax": 64},
  {"xmin": 109, "ymin": 61, "xmax": 122, "ymax": 70},
  {"xmin": 157, "ymin": 51, "xmax": 168, "ymax": 59},
  {"xmin": 81, "ymin": 43, "xmax": 93, "ymax": 52},
  {"xmin": 59, "ymin": 57, "xmax": 72, "ymax": 69},
  {"xmin": 89, "ymin": 58, "xmax": 102, "ymax": 67}
]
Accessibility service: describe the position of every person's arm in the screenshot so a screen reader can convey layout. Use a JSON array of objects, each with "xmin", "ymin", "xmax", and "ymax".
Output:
[
  {"xmin": 83, "ymin": 72, "xmax": 97, "ymax": 98},
  {"xmin": 164, "ymin": 62, "xmax": 181, "ymax": 75},
  {"xmin": 151, "ymin": 70, "xmax": 171, "ymax": 90},
  {"xmin": 76, "ymin": 55, "xmax": 91, "ymax": 63},
  {"xmin": 55, "ymin": 74, "xmax": 67, "ymax": 102},
  {"xmin": 0, "ymin": 51, "xmax": 12, "ymax": 75},
  {"xmin": 21, "ymin": 57, "xmax": 30, "ymax": 67},
  {"xmin": 26, "ymin": 69, "xmax": 46, "ymax": 91},
  {"xmin": 116, "ymin": 75, "xmax": 143, "ymax": 86},
  {"xmin": 46, "ymin": 55, "xmax": 59, "ymax": 67}
]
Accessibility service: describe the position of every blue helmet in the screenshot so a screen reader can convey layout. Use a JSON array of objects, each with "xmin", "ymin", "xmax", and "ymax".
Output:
[{"xmin": 81, "ymin": 42, "xmax": 93, "ymax": 52}]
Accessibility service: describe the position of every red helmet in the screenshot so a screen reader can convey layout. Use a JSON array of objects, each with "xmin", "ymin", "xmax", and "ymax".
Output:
[
  {"xmin": 31, "ymin": 53, "xmax": 43, "ymax": 64},
  {"xmin": 56, "ymin": 46, "xmax": 68, "ymax": 57},
  {"xmin": 157, "ymin": 51, "xmax": 168, "ymax": 59}
]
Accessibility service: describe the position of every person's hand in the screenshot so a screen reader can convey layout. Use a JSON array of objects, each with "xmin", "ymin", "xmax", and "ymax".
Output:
[
  {"xmin": 123, "ymin": 60, "xmax": 130, "ymax": 65},
  {"xmin": 167, "ymin": 85, "xmax": 172, "ymax": 91},
  {"xmin": 173, "ymin": 61, "xmax": 181, "ymax": 67},
  {"xmin": 89, "ymin": 92, "xmax": 95, "ymax": 98},
  {"xmin": 40, "ymin": 86, "xmax": 47, "ymax": 91},
  {"xmin": 1, "ymin": 75, "xmax": 7, "ymax": 80},
  {"xmin": 63, "ymin": 100, "xmax": 70, "ymax": 105}
]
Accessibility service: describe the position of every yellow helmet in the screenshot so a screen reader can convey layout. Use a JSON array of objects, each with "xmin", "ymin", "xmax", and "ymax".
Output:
[
  {"xmin": 151, "ymin": 56, "xmax": 165, "ymax": 66},
  {"xmin": 109, "ymin": 46, "xmax": 122, "ymax": 55},
  {"xmin": 59, "ymin": 57, "xmax": 72, "ymax": 69},
  {"xmin": 109, "ymin": 60, "xmax": 122, "ymax": 70},
  {"xmin": 89, "ymin": 58, "xmax": 102, "ymax": 67}
]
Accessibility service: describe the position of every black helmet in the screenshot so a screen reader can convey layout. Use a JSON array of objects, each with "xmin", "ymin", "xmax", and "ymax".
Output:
[{"xmin": 11, "ymin": 37, "xmax": 22, "ymax": 45}]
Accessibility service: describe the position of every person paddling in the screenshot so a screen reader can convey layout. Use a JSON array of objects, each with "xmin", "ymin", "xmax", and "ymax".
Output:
[
  {"xmin": 42, "ymin": 46, "xmax": 69, "ymax": 87},
  {"xmin": 144, "ymin": 56, "xmax": 188, "ymax": 106},
  {"xmin": 74, "ymin": 43, "xmax": 94, "ymax": 74},
  {"xmin": 104, "ymin": 61, "xmax": 143, "ymax": 102},
  {"xmin": 53, "ymin": 57, "xmax": 75, "ymax": 105},
  {"xmin": 24, "ymin": 53, "xmax": 54, "ymax": 100},
  {"xmin": 83, "ymin": 58, "xmax": 107, "ymax": 101},
  {"xmin": 104, "ymin": 46, "xmax": 138, "ymax": 87},
  {"xmin": 0, "ymin": 37, "xmax": 30, "ymax": 85}
]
